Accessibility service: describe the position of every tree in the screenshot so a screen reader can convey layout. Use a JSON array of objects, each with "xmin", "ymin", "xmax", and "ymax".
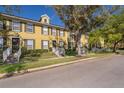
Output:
[
  {"xmin": 88, "ymin": 29, "xmax": 104, "ymax": 49},
  {"xmin": 100, "ymin": 14, "xmax": 124, "ymax": 52},
  {"xmin": 53, "ymin": 5, "xmax": 121, "ymax": 56}
]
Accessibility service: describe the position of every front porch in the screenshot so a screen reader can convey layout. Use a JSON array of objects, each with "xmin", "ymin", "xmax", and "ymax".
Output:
[{"xmin": 0, "ymin": 35, "xmax": 22, "ymax": 64}]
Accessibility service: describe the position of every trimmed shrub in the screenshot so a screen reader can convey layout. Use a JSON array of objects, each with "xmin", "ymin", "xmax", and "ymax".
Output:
[
  {"xmin": 21, "ymin": 47, "xmax": 48, "ymax": 58},
  {"xmin": 65, "ymin": 48, "xmax": 77, "ymax": 56}
]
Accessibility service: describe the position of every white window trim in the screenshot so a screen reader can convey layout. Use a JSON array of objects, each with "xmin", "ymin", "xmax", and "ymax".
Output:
[
  {"xmin": 42, "ymin": 40, "xmax": 49, "ymax": 49},
  {"xmin": 12, "ymin": 20, "xmax": 20, "ymax": 32},
  {"xmin": 42, "ymin": 26, "xmax": 48, "ymax": 35},
  {"xmin": 26, "ymin": 23, "xmax": 34, "ymax": 33},
  {"xmin": 52, "ymin": 28, "xmax": 56, "ymax": 36},
  {"xmin": 26, "ymin": 39, "xmax": 34, "ymax": 49}
]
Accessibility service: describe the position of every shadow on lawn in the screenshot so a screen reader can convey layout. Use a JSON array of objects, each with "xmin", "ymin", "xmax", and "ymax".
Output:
[{"xmin": 3, "ymin": 63, "xmax": 27, "ymax": 77}]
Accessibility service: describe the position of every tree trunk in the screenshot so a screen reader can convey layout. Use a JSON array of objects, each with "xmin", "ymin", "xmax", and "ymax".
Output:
[
  {"xmin": 74, "ymin": 30, "xmax": 84, "ymax": 56},
  {"xmin": 77, "ymin": 41, "xmax": 82, "ymax": 56},
  {"xmin": 113, "ymin": 42, "xmax": 117, "ymax": 52},
  {"xmin": 113, "ymin": 39, "xmax": 123, "ymax": 52}
]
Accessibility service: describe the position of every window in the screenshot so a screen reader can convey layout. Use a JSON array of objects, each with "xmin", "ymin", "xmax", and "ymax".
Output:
[
  {"xmin": 60, "ymin": 30, "xmax": 64, "ymax": 37},
  {"xmin": 44, "ymin": 19, "xmax": 47, "ymax": 23},
  {"xmin": 26, "ymin": 23, "xmax": 34, "ymax": 33},
  {"xmin": 42, "ymin": 40, "xmax": 49, "ymax": 49},
  {"xmin": 0, "ymin": 21, "xmax": 3, "ymax": 30},
  {"xmin": 25, "ymin": 39, "xmax": 34, "ymax": 49},
  {"xmin": 42, "ymin": 26, "xmax": 48, "ymax": 35},
  {"xmin": 52, "ymin": 29, "xmax": 56, "ymax": 36},
  {"xmin": 0, "ymin": 37, "xmax": 3, "ymax": 48},
  {"xmin": 12, "ymin": 21, "xmax": 20, "ymax": 32}
]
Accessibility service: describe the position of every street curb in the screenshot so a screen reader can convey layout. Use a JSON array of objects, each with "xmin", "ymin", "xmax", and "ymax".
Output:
[{"xmin": 0, "ymin": 54, "xmax": 114, "ymax": 79}]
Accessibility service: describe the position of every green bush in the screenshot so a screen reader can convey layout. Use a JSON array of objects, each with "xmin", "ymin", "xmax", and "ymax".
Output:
[
  {"xmin": 65, "ymin": 48, "xmax": 77, "ymax": 56},
  {"xmin": 21, "ymin": 47, "xmax": 48, "ymax": 58},
  {"xmin": 21, "ymin": 47, "xmax": 28, "ymax": 58},
  {"xmin": 30, "ymin": 53, "xmax": 41, "ymax": 57}
]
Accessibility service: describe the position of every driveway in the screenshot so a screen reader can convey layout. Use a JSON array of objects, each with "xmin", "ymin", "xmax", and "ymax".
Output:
[{"xmin": 0, "ymin": 54, "xmax": 124, "ymax": 88}]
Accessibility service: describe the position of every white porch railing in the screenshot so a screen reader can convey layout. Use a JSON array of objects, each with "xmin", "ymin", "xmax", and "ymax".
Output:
[
  {"xmin": 52, "ymin": 47, "xmax": 61, "ymax": 57},
  {"xmin": 52, "ymin": 47, "xmax": 65, "ymax": 57},
  {"xmin": 3, "ymin": 48, "xmax": 12, "ymax": 62},
  {"xmin": 14, "ymin": 48, "xmax": 21, "ymax": 62}
]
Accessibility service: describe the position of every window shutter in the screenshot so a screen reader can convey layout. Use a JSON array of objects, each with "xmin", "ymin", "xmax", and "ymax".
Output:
[
  {"xmin": 63, "ymin": 30, "xmax": 65, "ymax": 37},
  {"xmin": 41, "ymin": 26, "xmax": 43, "ymax": 34},
  {"xmin": 9, "ymin": 20, "xmax": 12, "ymax": 30},
  {"xmin": 48, "ymin": 27, "xmax": 49, "ymax": 35},
  {"xmin": 41, "ymin": 40, "xmax": 43, "ymax": 49},
  {"xmin": 33, "ymin": 24, "xmax": 35, "ymax": 33},
  {"xmin": 33, "ymin": 39, "xmax": 35, "ymax": 49},
  {"xmin": 20, "ymin": 22, "xmax": 22, "ymax": 32},
  {"xmin": 51, "ymin": 28, "xmax": 52, "ymax": 36},
  {"xmin": 25, "ymin": 23, "xmax": 27, "ymax": 32}
]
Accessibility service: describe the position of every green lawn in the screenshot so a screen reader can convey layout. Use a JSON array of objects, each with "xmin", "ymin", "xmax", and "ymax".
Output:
[
  {"xmin": 0, "ymin": 53, "xmax": 112, "ymax": 74},
  {"xmin": 116, "ymin": 50, "xmax": 124, "ymax": 55}
]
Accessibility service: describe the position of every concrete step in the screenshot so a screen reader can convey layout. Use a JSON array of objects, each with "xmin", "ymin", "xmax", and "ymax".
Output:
[{"xmin": 5, "ymin": 54, "xmax": 18, "ymax": 64}]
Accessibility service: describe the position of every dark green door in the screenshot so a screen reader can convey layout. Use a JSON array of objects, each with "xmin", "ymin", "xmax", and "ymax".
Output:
[{"xmin": 12, "ymin": 38, "xmax": 20, "ymax": 53}]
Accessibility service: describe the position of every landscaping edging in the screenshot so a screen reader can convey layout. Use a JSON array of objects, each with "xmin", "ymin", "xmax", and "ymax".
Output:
[{"xmin": 0, "ymin": 54, "xmax": 114, "ymax": 79}]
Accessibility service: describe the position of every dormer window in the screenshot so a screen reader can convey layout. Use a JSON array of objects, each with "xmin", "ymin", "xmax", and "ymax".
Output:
[
  {"xmin": 40, "ymin": 14, "xmax": 50, "ymax": 24},
  {"xmin": 44, "ymin": 19, "xmax": 47, "ymax": 23}
]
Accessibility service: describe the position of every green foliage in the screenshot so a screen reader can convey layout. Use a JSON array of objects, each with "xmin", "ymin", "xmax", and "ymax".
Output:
[
  {"xmin": 54, "ymin": 6, "xmax": 121, "ymax": 55},
  {"xmin": 21, "ymin": 47, "xmax": 48, "ymax": 58},
  {"xmin": 101, "ymin": 14, "xmax": 124, "ymax": 50},
  {"xmin": 89, "ymin": 29, "xmax": 103, "ymax": 48},
  {"xmin": 2, "ymin": 63, "xmax": 25, "ymax": 74},
  {"xmin": 65, "ymin": 48, "xmax": 77, "ymax": 56},
  {"xmin": 108, "ymin": 33, "xmax": 122, "ymax": 43}
]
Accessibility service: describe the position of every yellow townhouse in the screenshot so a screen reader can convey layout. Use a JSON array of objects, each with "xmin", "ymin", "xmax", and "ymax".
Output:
[
  {"xmin": 0, "ymin": 13, "xmax": 89, "ymax": 62},
  {"xmin": 0, "ymin": 13, "xmax": 88, "ymax": 53},
  {"xmin": 0, "ymin": 13, "xmax": 69, "ymax": 52}
]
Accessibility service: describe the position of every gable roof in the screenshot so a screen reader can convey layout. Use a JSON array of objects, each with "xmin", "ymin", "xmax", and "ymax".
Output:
[
  {"xmin": 0, "ymin": 13, "xmax": 67, "ymax": 30},
  {"xmin": 40, "ymin": 14, "xmax": 50, "ymax": 19}
]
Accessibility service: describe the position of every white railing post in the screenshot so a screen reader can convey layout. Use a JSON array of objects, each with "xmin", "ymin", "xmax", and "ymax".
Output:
[
  {"xmin": 3, "ymin": 48, "xmax": 12, "ymax": 62},
  {"xmin": 14, "ymin": 48, "xmax": 21, "ymax": 62}
]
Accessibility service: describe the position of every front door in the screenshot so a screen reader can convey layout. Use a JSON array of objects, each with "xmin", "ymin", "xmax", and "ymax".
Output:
[
  {"xmin": 52, "ymin": 40, "xmax": 56, "ymax": 48},
  {"xmin": 12, "ymin": 38, "xmax": 20, "ymax": 53}
]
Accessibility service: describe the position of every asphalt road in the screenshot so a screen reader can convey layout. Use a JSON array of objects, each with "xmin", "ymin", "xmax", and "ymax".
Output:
[{"xmin": 0, "ymin": 54, "xmax": 124, "ymax": 88}]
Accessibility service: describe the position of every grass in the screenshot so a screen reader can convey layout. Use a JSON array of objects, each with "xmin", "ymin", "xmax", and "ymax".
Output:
[
  {"xmin": 0, "ymin": 52, "xmax": 113, "ymax": 74},
  {"xmin": 40, "ymin": 52, "xmax": 57, "ymax": 59},
  {"xmin": 116, "ymin": 50, "xmax": 124, "ymax": 55}
]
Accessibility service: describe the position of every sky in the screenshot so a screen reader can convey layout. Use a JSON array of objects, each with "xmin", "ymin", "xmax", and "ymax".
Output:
[{"xmin": 0, "ymin": 5, "xmax": 65, "ymax": 27}]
